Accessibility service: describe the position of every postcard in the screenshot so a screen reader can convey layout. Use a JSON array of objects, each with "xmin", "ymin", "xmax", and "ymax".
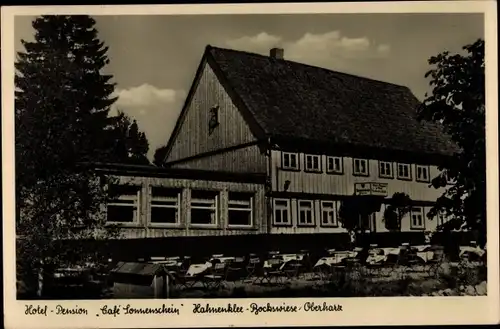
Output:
[{"xmin": 2, "ymin": 1, "xmax": 499, "ymax": 328}]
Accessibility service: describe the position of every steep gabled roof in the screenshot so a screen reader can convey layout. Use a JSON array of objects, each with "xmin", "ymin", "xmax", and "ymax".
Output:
[{"xmin": 206, "ymin": 45, "xmax": 458, "ymax": 158}]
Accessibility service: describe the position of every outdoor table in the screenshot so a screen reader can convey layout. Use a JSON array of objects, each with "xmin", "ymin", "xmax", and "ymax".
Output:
[
  {"xmin": 186, "ymin": 263, "xmax": 211, "ymax": 277},
  {"xmin": 210, "ymin": 256, "xmax": 235, "ymax": 264},
  {"xmin": 459, "ymin": 246, "xmax": 486, "ymax": 258}
]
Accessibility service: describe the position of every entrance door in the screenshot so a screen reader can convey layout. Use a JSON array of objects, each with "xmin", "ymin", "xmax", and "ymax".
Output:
[{"xmin": 359, "ymin": 213, "xmax": 376, "ymax": 233}]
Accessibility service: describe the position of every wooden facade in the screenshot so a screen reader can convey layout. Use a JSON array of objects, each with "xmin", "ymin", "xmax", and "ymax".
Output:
[
  {"xmin": 268, "ymin": 150, "xmax": 447, "ymax": 235},
  {"xmin": 115, "ymin": 46, "xmax": 458, "ymax": 243},
  {"xmin": 105, "ymin": 173, "xmax": 267, "ymax": 239},
  {"xmin": 165, "ymin": 61, "xmax": 266, "ymax": 174}
]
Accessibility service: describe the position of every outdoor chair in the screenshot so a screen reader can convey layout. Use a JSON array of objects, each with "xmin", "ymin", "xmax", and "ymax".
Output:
[
  {"xmin": 426, "ymin": 246, "xmax": 446, "ymax": 278},
  {"xmin": 172, "ymin": 270, "xmax": 200, "ymax": 290},
  {"xmin": 225, "ymin": 257, "xmax": 246, "ymax": 281},
  {"xmin": 179, "ymin": 256, "xmax": 192, "ymax": 275},
  {"xmin": 204, "ymin": 262, "xmax": 228, "ymax": 290},
  {"xmin": 298, "ymin": 250, "xmax": 313, "ymax": 277},
  {"xmin": 258, "ymin": 258, "xmax": 288, "ymax": 286},
  {"xmin": 283, "ymin": 259, "xmax": 303, "ymax": 279},
  {"xmin": 242, "ymin": 257, "xmax": 261, "ymax": 283}
]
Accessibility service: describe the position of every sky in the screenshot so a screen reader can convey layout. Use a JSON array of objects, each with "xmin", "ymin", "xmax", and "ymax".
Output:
[{"xmin": 14, "ymin": 13, "xmax": 484, "ymax": 160}]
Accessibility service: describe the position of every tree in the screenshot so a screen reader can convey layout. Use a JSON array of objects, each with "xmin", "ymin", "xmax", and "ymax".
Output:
[
  {"xmin": 338, "ymin": 192, "xmax": 412, "ymax": 248},
  {"xmin": 418, "ymin": 39, "xmax": 486, "ymax": 247},
  {"xmin": 382, "ymin": 192, "xmax": 412, "ymax": 232},
  {"xmin": 153, "ymin": 145, "xmax": 169, "ymax": 167},
  {"xmin": 15, "ymin": 15, "xmax": 122, "ymax": 297},
  {"xmin": 104, "ymin": 110, "xmax": 150, "ymax": 165}
]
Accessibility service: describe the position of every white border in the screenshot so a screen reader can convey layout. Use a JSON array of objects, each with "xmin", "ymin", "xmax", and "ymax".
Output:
[{"xmin": 2, "ymin": 2, "xmax": 499, "ymax": 328}]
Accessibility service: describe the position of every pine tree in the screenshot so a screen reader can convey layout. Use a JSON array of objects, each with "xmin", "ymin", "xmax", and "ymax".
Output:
[{"xmin": 15, "ymin": 15, "xmax": 121, "ymax": 297}]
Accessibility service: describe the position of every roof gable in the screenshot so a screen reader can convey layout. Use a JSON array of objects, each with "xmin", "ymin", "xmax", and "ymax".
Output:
[{"xmin": 207, "ymin": 45, "xmax": 458, "ymax": 158}]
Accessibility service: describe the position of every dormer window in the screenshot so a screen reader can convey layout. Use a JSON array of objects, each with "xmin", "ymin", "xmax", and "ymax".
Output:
[
  {"xmin": 282, "ymin": 152, "xmax": 299, "ymax": 170},
  {"xmin": 208, "ymin": 105, "xmax": 219, "ymax": 134}
]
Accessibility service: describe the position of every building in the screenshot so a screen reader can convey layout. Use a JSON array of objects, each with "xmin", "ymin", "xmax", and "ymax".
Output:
[{"xmin": 99, "ymin": 45, "xmax": 459, "ymax": 257}]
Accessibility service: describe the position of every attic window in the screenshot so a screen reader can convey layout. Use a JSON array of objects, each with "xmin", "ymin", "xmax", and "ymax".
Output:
[{"xmin": 208, "ymin": 105, "xmax": 219, "ymax": 134}]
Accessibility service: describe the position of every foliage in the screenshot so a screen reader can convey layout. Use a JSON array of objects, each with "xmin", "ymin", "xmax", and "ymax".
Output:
[
  {"xmin": 338, "ymin": 195, "xmax": 383, "ymax": 233},
  {"xmin": 153, "ymin": 145, "xmax": 169, "ymax": 167},
  {"xmin": 104, "ymin": 110, "xmax": 150, "ymax": 165},
  {"xmin": 418, "ymin": 39, "xmax": 486, "ymax": 246},
  {"xmin": 383, "ymin": 192, "xmax": 412, "ymax": 231},
  {"xmin": 14, "ymin": 15, "xmax": 130, "ymax": 295}
]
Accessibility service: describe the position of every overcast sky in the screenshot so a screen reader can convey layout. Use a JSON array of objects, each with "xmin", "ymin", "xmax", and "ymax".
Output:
[{"xmin": 14, "ymin": 13, "xmax": 484, "ymax": 160}]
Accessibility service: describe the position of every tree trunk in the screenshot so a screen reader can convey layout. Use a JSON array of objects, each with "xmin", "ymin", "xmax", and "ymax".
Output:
[{"xmin": 37, "ymin": 261, "xmax": 43, "ymax": 298}]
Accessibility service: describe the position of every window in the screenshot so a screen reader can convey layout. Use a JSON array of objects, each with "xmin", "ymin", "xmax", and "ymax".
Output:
[
  {"xmin": 416, "ymin": 165, "xmax": 430, "ymax": 182},
  {"xmin": 379, "ymin": 161, "xmax": 393, "ymax": 178},
  {"xmin": 327, "ymin": 156, "xmax": 343, "ymax": 174},
  {"xmin": 107, "ymin": 185, "xmax": 140, "ymax": 223},
  {"xmin": 410, "ymin": 207, "xmax": 425, "ymax": 229},
  {"xmin": 208, "ymin": 105, "xmax": 219, "ymax": 134},
  {"xmin": 228, "ymin": 192, "xmax": 253, "ymax": 227},
  {"xmin": 190, "ymin": 190, "xmax": 218, "ymax": 225},
  {"xmin": 298, "ymin": 200, "xmax": 314, "ymax": 226},
  {"xmin": 150, "ymin": 187, "xmax": 180, "ymax": 225},
  {"xmin": 282, "ymin": 152, "xmax": 299, "ymax": 170},
  {"xmin": 353, "ymin": 158, "xmax": 369, "ymax": 176},
  {"xmin": 397, "ymin": 163, "xmax": 412, "ymax": 180},
  {"xmin": 320, "ymin": 201, "xmax": 338, "ymax": 227},
  {"xmin": 305, "ymin": 154, "xmax": 321, "ymax": 172},
  {"xmin": 274, "ymin": 199, "xmax": 291, "ymax": 225}
]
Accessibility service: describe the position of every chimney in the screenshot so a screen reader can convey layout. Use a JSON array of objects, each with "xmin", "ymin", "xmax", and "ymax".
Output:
[{"xmin": 270, "ymin": 47, "xmax": 284, "ymax": 60}]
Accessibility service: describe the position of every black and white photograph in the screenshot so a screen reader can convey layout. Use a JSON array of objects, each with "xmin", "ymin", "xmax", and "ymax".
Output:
[{"xmin": 2, "ymin": 1, "xmax": 499, "ymax": 328}]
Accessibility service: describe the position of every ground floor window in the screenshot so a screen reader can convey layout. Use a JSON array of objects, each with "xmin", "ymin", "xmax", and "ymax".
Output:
[
  {"xmin": 298, "ymin": 200, "xmax": 314, "ymax": 226},
  {"xmin": 150, "ymin": 187, "xmax": 181, "ymax": 225},
  {"xmin": 228, "ymin": 192, "xmax": 253, "ymax": 227},
  {"xmin": 320, "ymin": 201, "xmax": 339, "ymax": 227},
  {"xmin": 190, "ymin": 190, "xmax": 218, "ymax": 225},
  {"xmin": 274, "ymin": 199, "xmax": 291, "ymax": 225},
  {"xmin": 107, "ymin": 185, "xmax": 140, "ymax": 223}
]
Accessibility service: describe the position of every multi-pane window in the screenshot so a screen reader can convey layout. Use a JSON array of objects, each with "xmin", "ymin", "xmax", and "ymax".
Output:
[
  {"xmin": 107, "ymin": 185, "xmax": 140, "ymax": 223},
  {"xmin": 416, "ymin": 165, "xmax": 430, "ymax": 182},
  {"xmin": 353, "ymin": 158, "xmax": 368, "ymax": 176},
  {"xmin": 410, "ymin": 207, "xmax": 425, "ymax": 229},
  {"xmin": 397, "ymin": 163, "xmax": 411, "ymax": 180},
  {"xmin": 150, "ymin": 187, "xmax": 180, "ymax": 224},
  {"xmin": 327, "ymin": 156, "xmax": 343, "ymax": 174},
  {"xmin": 320, "ymin": 201, "xmax": 338, "ymax": 226},
  {"xmin": 228, "ymin": 192, "xmax": 253, "ymax": 227},
  {"xmin": 282, "ymin": 152, "xmax": 299, "ymax": 170},
  {"xmin": 305, "ymin": 154, "xmax": 321, "ymax": 172},
  {"xmin": 298, "ymin": 200, "xmax": 314, "ymax": 226},
  {"xmin": 274, "ymin": 199, "xmax": 291, "ymax": 225},
  {"xmin": 190, "ymin": 190, "xmax": 218, "ymax": 225},
  {"xmin": 379, "ymin": 161, "xmax": 393, "ymax": 178}
]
